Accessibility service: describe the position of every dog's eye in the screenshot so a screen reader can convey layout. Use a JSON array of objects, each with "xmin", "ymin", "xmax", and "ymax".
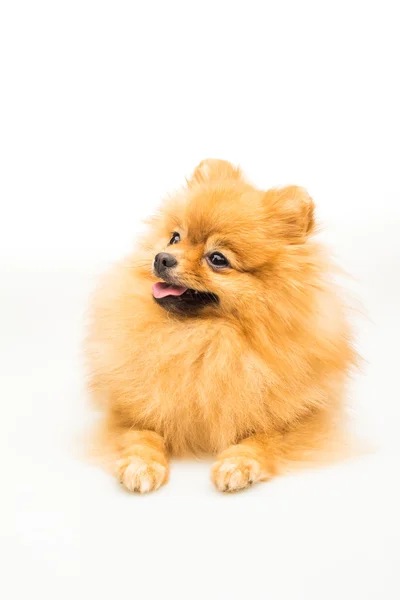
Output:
[
  {"xmin": 208, "ymin": 252, "xmax": 229, "ymax": 269},
  {"xmin": 169, "ymin": 232, "xmax": 180, "ymax": 245}
]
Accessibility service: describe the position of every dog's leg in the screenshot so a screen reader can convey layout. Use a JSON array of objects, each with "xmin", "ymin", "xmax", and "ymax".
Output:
[
  {"xmin": 114, "ymin": 430, "xmax": 169, "ymax": 493},
  {"xmin": 94, "ymin": 417, "xmax": 170, "ymax": 493},
  {"xmin": 211, "ymin": 410, "xmax": 342, "ymax": 492}
]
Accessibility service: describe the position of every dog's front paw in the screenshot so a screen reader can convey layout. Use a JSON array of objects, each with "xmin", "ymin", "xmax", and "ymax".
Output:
[
  {"xmin": 116, "ymin": 456, "xmax": 168, "ymax": 493},
  {"xmin": 211, "ymin": 456, "xmax": 263, "ymax": 493}
]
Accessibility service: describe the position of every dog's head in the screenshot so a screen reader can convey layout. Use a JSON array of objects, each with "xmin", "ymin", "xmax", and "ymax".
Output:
[{"xmin": 140, "ymin": 159, "xmax": 315, "ymax": 317}]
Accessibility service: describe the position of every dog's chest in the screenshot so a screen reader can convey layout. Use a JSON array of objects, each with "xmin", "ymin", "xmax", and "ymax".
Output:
[{"xmin": 126, "ymin": 325, "xmax": 270, "ymax": 453}]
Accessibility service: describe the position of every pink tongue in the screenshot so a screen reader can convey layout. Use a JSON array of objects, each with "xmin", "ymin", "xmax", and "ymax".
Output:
[{"xmin": 152, "ymin": 282, "xmax": 188, "ymax": 299}]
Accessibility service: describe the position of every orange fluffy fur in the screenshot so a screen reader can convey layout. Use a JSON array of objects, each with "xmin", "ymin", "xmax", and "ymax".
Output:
[{"xmin": 86, "ymin": 159, "xmax": 356, "ymax": 493}]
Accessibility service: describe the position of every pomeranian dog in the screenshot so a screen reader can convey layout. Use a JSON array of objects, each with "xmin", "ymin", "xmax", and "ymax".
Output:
[{"xmin": 86, "ymin": 159, "xmax": 356, "ymax": 493}]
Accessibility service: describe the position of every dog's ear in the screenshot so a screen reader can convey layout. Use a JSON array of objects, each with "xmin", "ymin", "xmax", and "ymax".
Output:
[
  {"xmin": 188, "ymin": 159, "xmax": 242, "ymax": 187},
  {"xmin": 265, "ymin": 185, "xmax": 315, "ymax": 239}
]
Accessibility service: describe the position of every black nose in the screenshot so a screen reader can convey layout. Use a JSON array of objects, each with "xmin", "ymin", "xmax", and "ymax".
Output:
[{"xmin": 154, "ymin": 252, "xmax": 178, "ymax": 274}]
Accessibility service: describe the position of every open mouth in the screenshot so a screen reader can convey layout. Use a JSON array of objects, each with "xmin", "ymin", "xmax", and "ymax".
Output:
[{"xmin": 152, "ymin": 282, "xmax": 219, "ymax": 314}]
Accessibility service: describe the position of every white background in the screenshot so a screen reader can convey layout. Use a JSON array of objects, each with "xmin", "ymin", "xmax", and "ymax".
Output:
[{"xmin": 1, "ymin": 1, "xmax": 400, "ymax": 599}]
